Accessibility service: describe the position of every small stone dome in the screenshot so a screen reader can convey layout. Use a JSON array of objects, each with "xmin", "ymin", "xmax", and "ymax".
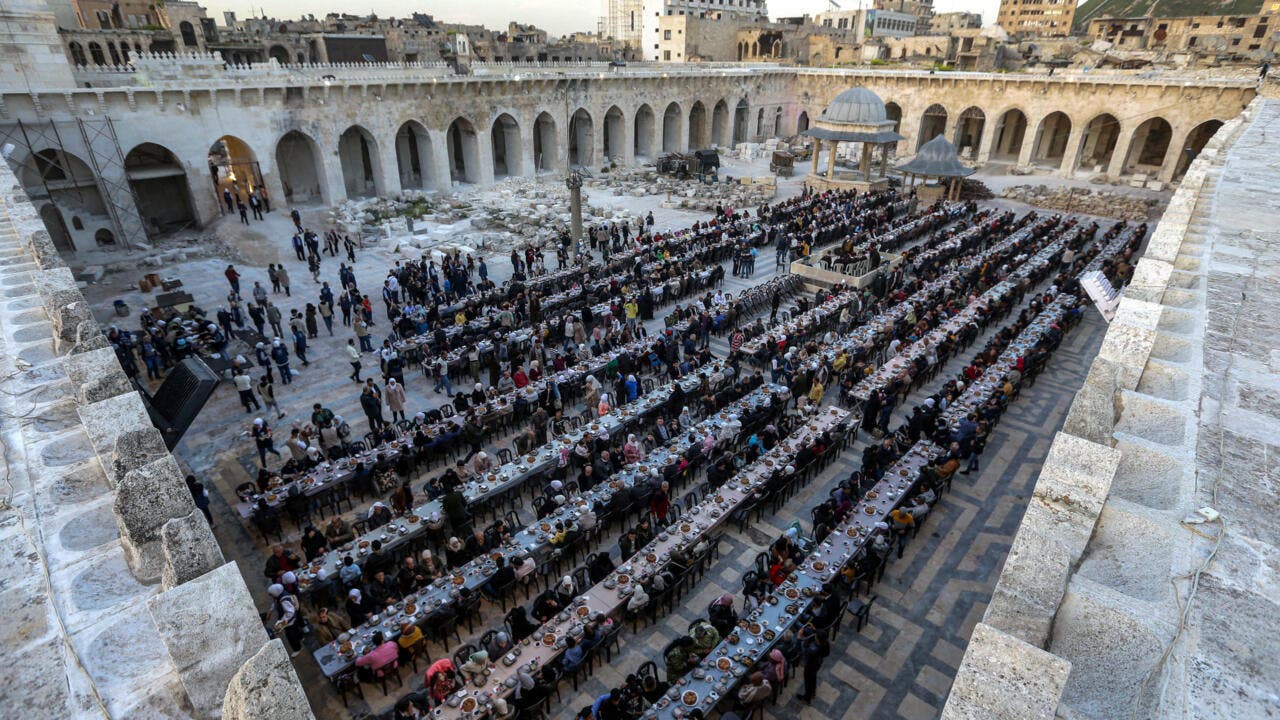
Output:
[{"xmin": 819, "ymin": 87, "xmax": 888, "ymax": 125}]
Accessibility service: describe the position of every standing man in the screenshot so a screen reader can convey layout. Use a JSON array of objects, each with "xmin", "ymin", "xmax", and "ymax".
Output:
[
  {"xmin": 796, "ymin": 622, "xmax": 830, "ymax": 703},
  {"xmin": 249, "ymin": 190, "xmax": 264, "ymax": 220},
  {"xmin": 233, "ymin": 369, "xmax": 260, "ymax": 413},
  {"xmin": 224, "ymin": 265, "xmax": 241, "ymax": 296},
  {"xmin": 347, "ymin": 339, "xmax": 363, "ymax": 382},
  {"xmin": 290, "ymin": 207, "xmax": 302, "ymax": 232},
  {"xmin": 266, "ymin": 302, "xmax": 284, "ymax": 338},
  {"xmin": 270, "ymin": 339, "xmax": 293, "ymax": 385}
]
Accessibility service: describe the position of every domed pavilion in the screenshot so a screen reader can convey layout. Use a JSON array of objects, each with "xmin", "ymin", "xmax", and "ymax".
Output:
[
  {"xmin": 801, "ymin": 86, "xmax": 904, "ymax": 191},
  {"xmin": 896, "ymin": 134, "xmax": 976, "ymax": 203}
]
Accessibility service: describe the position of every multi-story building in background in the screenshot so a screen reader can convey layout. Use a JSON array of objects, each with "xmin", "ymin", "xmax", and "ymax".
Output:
[
  {"xmin": 642, "ymin": 0, "xmax": 768, "ymax": 61},
  {"xmin": 931, "ymin": 11, "xmax": 983, "ymax": 34},
  {"xmin": 1084, "ymin": 13, "xmax": 1278, "ymax": 56},
  {"xmin": 997, "ymin": 0, "xmax": 1077, "ymax": 37}
]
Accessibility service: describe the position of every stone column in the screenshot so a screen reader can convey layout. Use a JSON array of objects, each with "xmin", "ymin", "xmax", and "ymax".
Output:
[
  {"xmin": 860, "ymin": 142, "xmax": 872, "ymax": 181},
  {"xmin": 567, "ymin": 172, "xmax": 583, "ymax": 243},
  {"xmin": 1156, "ymin": 130, "xmax": 1183, "ymax": 184},
  {"xmin": 375, "ymin": 132, "xmax": 401, "ymax": 196},
  {"xmin": 476, "ymin": 126, "xmax": 497, "ymax": 185},
  {"xmin": 1016, "ymin": 117, "xmax": 1039, "ymax": 167},
  {"xmin": 1058, "ymin": 122, "xmax": 1086, "ymax": 178},
  {"xmin": 427, "ymin": 128, "xmax": 453, "ymax": 192},
  {"xmin": 880, "ymin": 143, "xmax": 890, "ymax": 179},
  {"xmin": 591, "ymin": 114, "xmax": 605, "ymax": 169},
  {"xmin": 976, "ymin": 116, "xmax": 1000, "ymax": 163},
  {"xmin": 811, "ymin": 141, "xmax": 821, "ymax": 175},
  {"xmin": 520, "ymin": 120, "xmax": 537, "ymax": 178},
  {"xmin": 621, "ymin": 113, "xmax": 635, "ymax": 166},
  {"xmin": 1106, "ymin": 124, "xmax": 1135, "ymax": 178},
  {"xmin": 826, "ymin": 140, "xmax": 838, "ymax": 179},
  {"xmin": 319, "ymin": 143, "xmax": 347, "ymax": 205}
]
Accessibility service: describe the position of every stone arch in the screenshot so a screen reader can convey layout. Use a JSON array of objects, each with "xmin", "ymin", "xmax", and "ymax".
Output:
[
  {"xmin": 337, "ymin": 124, "xmax": 382, "ymax": 198},
  {"xmin": 712, "ymin": 99, "xmax": 730, "ymax": 146},
  {"xmin": 1173, "ymin": 119, "xmax": 1224, "ymax": 179},
  {"xmin": 69, "ymin": 42, "xmax": 86, "ymax": 66},
  {"xmin": 124, "ymin": 142, "xmax": 196, "ymax": 235},
  {"xmin": 569, "ymin": 108, "xmax": 594, "ymax": 167},
  {"xmin": 208, "ymin": 134, "xmax": 261, "ymax": 205},
  {"xmin": 107, "ymin": 42, "xmax": 121, "ymax": 66},
  {"xmin": 772, "ymin": 107, "xmax": 782, "ymax": 136},
  {"xmin": 533, "ymin": 112, "xmax": 558, "ymax": 172},
  {"xmin": 447, "ymin": 117, "xmax": 481, "ymax": 184},
  {"xmin": 95, "ymin": 228, "xmax": 116, "ymax": 246},
  {"xmin": 89, "ymin": 42, "xmax": 106, "ymax": 66},
  {"xmin": 491, "ymin": 112, "xmax": 523, "ymax": 179},
  {"xmin": 755, "ymin": 107, "xmax": 765, "ymax": 137},
  {"xmin": 1031, "ymin": 111, "xmax": 1072, "ymax": 166},
  {"xmin": 634, "ymin": 104, "xmax": 656, "ymax": 160},
  {"xmin": 662, "ymin": 102, "xmax": 683, "ymax": 153},
  {"xmin": 119, "ymin": 43, "xmax": 130, "ymax": 63},
  {"xmin": 603, "ymin": 105, "xmax": 625, "ymax": 162},
  {"xmin": 992, "ymin": 108, "xmax": 1028, "ymax": 161},
  {"xmin": 884, "ymin": 102, "xmax": 903, "ymax": 134},
  {"xmin": 953, "ymin": 107, "xmax": 985, "ymax": 158},
  {"xmin": 395, "ymin": 119, "xmax": 435, "ymax": 189},
  {"xmin": 733, "ymin": 98, "xmax": 750, "ymax": 144},
  {"xmin": 689, "ymin": 101, "xmax": 708, "ymax": 150},
  {"xmin": 752, "ymin": 41, "xmax": 759, "ymax": 57},
  {"xmin": 1076, "ymin": 113, "xmax": 1121, "ymax": 171},
  {"xmin": 179, "ymin": 21, "xmax": 198, "ymax": 47},
  {"xmin": 797, "ymin": 110, "xmax": 810, "ymax": 133},
  {"xmin": 268, "ymin": 45, "xmax": 290, "ymax": 64},
  {"xmin": 38, "ymin": 203, "xmax": 74, "ymax": 252},
  {"xmin": 1122, "ymin": 116, "xmax": 1173, "ymax": 174},
  {"xmin": 275, "ymin": 129, "xmax": 326, "ymax": 203},
  {"xmin": 917, "ymin": 103, "xmax": 948, "ymax": 150}
]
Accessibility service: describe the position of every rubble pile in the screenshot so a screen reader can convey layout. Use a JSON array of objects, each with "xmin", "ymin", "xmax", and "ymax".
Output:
[
  {"xmin": 583, "ymin": 167, "xmax": 775, "ymax": 211},
  {"xmin": 1000, "ymin": 185, "xmax": 1159, "ymax": 221}
]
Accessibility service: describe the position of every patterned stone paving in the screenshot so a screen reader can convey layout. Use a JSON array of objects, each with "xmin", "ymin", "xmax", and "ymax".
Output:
[{"xmin": 178, "ymin": 214, "xmax": 1109, "ymax": 719}]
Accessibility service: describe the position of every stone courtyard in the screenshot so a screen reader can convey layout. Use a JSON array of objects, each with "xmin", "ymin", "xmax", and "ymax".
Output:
[{"xmin": 0, "ymin": 35, "xmax": 1277, "ymax": 720}]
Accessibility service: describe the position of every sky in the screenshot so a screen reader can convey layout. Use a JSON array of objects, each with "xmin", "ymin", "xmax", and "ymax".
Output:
[{"xmin": 202, "ymin": 0, "xmax": 1001, "ymax": 38}]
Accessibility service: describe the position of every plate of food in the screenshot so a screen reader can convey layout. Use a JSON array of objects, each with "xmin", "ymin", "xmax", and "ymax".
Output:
[
  {"xmin": 784, "ymin": 588, "xmax": 799, "ymax": 600},
  {"xmin": 576, "ymin": 606, "xmax": 590, "ymax": 618},
  {"xmin": 452, "ymin": 575, "xmax": 466, "ymax": 586},
  {"xmin": 682, "ymin": 691, "xmax": 699, "ymax": 707},
  {"xmin": 763, "ymin": 629, "xmax": 776, "ymax": 642},
  {"xmin": 747, "ymin": 622, "xmax": 762, "ymax": 635},
  {"xmin": 812, "ymin": 561, "xmax": 827, "ymax": 572},
  {"xmin": 617, "ymin": 574, "xmax": 630, "ymax": 584},
  {"xmin": 865, "ymin": 507, "xmax": 876, "ymax": 515},
  {"xmin": 716, "ymin": 657, "xmax": 732, "ymax": 671},
  {"xmin": 865, "ymin": 491, "xmax": 878, "ymax": 500},
  {"xmin": 646, "ymin": 553, "xmax": 657, "ymax": 563},
  {"xmin": 358, "ymin": 540, "xmax": 370, "ymax": 549},
  {"xmin": 846, "ymin": 526, "xmax": 859, "ymax": 538},
  {"xmin": 899, "ymin": 469, "xmax": 909, "ymax": 477},
  {"xmin": 543, "ymin": 633, "xmax": 557, "ymax": 646},
  {"xmin": 461, "ymin": 698, "xmax": 477, "ymax": 713}
]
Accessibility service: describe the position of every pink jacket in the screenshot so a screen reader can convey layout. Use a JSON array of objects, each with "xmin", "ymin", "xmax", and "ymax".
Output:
[{"xmin": 355, "ymin": 640, "xmax": 399, "ymax": 671}]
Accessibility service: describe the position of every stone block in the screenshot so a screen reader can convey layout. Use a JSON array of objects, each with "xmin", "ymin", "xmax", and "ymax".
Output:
[
  {"xmin": 114, "ymin": 456, "xmax": 196, "ymax": 581},
  {"xmin": 28, "ymin": 229, "xmax": 68, "ymax": 270},
  {"xmin": 108, "ymin": 427, "xmax": 169, "ymax": 490},
  {"xmin": 61, "ymin": 347, "xmax": 131, "ymax": 404},
  {"xmin": 940, "ymin": 623, "xmax": 1071, "ymax": 720},
  {"xmin": 1096, "ymin": 322, "xmax": 1157, "ymax": 392},
  {"xmin": 78, "ymin": 392, "xmax": 153, "ymax": 459},
  {"xmin": 1025, "ymin": 434, "xmax": 1121, "ymax": 550},
  {"xmin": 982, "ymin": 523, "xmax": 1073, "ymax": 646},
  {"xmin": 221, "ymin": 639, "xmax": 315, "ymax": 720},
  {"xmin": 1062, "ymin": 380, "xmax": 1117, "ymax": 447},
  {"xmin": 51, "ymin": 300, "xmax": 97, "ymax": 354},
  {"xmin": 1134, "ymin": 359, "xmax": 1189, "ymax": 402},
  {"xmin": 35, "ymin": 267, "xmax": 81, "ymax": 318},
  {"xmin": 147, "ymin": 562, "xmax": 274, "ymax": 718},
  {"xmin": 160, "ymin": 512, "xmax": 225, "ymax": 589},
  {"xmin": 1114, "ymin": 391, "xmax": 1187, "ymax": 447}
]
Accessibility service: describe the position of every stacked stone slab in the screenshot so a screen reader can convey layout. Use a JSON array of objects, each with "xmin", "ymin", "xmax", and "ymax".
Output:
[
  {"xmin": 942, "ymin": 99, "xmax": 1261, "ymax": 720},
  {"xmin": 0, "ymin": 164, "xmax": 313, "ymax": 719}
]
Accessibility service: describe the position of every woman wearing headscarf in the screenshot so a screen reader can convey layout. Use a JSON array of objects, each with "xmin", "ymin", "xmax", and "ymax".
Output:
[
  {"xmin": 625, "ymin": 374, "xmax": 639, "ymax": 401},
  {"xmin": 708, "ymin": 593, "xmax": 738, "ymax": 637},
  {"xmin": 597, "ymin": 392, "xmax": 611, "ymax": 417},
  {"xmin": 486, "ymin": 631, "xmax": 514, "ymax": 658},
  {"xmin": 678, "ymin": 406, "xmax": 694, "ymax": 430},
  {"xmin": 345, "ymin": 587, "xmax": 371, "ymax": 625},
  {"xmin": 385, "ymin": 378, "xmax": 407, "ymax": 422},
  {"xmin": 459, "ymin": 650, "xmax": 489, "ymax": 680},
  {"xmin": 623, "ymin": 434, "xmax": 642, "ymax": 464}
]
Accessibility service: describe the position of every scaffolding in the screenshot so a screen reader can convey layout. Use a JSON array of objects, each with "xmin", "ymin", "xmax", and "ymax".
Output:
[{"xmin": 0, "ymin": 117, "xmax": 147, "ymax": 250}]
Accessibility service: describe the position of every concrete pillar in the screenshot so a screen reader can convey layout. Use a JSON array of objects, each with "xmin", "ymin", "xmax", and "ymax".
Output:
[
  {"xmin": 427, "ymin": 128, "xmax": 452, "ymax": 192},
  {"xmin": 1106, "ymin": 124, "xmax": 1135, "ymax": 178},
  {"xmin": 1057, "ymin": 122, "xmax": 1086, "ymax": 178}
]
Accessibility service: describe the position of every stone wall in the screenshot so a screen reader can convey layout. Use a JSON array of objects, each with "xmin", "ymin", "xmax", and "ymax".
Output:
[
  {"xmin": 0, "ymin": 161, "xmax": 313, "ymax": 719},
  {"xmin": 940, "ymin": 98, "xmax": 1258, "ymax": 720}
]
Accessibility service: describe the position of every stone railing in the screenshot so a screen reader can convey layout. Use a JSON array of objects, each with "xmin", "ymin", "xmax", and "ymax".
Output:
[
  {"xmin": 0, "ymin": 161, "xmax": 313, "ymax": 720},
  {"xmin": 794, "ymin": 66, "xmax": 1257, "ymax": 88},
  {"xmin": 939, "ymin": 98, "xmax": 1258, "ymax": 720}
]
